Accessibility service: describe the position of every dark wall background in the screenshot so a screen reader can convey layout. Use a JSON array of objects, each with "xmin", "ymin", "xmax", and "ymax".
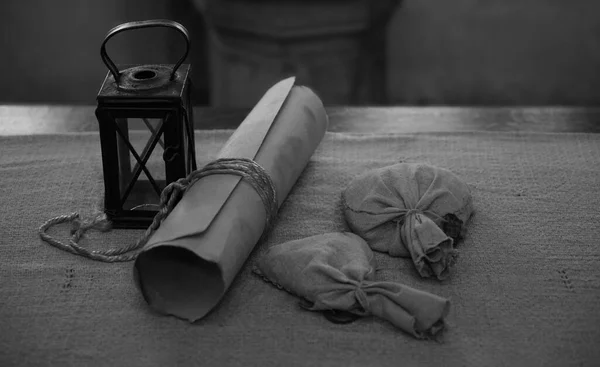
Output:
[
  {"xmin": 0, "ymin": 0, "xmax": 210, "ymax": 105},
  {"xmin": 0, "ymin": 0, "xmax": 599, "ymax": 106},
  {"xmin": 388, "ymin": 0, "xmax": 600, "ymax": 105}
]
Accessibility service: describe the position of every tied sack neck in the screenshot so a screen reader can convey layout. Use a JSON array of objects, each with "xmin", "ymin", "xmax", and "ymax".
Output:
[
  {"xmin": 303, "ymin": 278, "xmax": 450, "ymax": 340},
  {"xmin": 394, "ymin": 209, "xmax": 457, "ymax": 280},
  {"xmin": 361, "ymin": 280, "xmax": 450, "ymax": 340}
]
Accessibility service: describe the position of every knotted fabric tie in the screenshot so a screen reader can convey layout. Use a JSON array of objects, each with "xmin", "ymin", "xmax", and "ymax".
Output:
[
  {"xmin": 391, "ymin": 207, "xmax": 457, "ymax": 279},
  {"xmin": 354, "ymin": 282, "xmax": 371, "ymax": 311},
  {"xmin": 396, "ymin": 207, "xmax": 446, "ymax": 225},
  {"xmin": 39, "ymin": 157, "xmax": 278, "ymax": 263},
  {"xmin": 387, "ymin": 206, "xmax": 446, "ymax": 256}
]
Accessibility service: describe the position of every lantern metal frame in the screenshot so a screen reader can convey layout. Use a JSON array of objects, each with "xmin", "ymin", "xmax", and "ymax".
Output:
[{"xmin": 95, "ymin": 20, "xmax": 197, "ymax": 229}]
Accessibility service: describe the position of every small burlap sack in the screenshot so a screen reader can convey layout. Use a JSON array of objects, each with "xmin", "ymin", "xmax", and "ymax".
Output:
[
  {"xmin": 254, "ymin": 232, "xmax": 450, "ymax": 339},
  {"xmin": 342, "ymin": 163, "xmax": 473, "ymax": 280}
]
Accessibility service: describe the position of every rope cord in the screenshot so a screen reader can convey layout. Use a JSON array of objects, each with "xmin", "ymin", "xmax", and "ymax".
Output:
[{"xmin": 38, "ymin": 158, "xmax": 278, "ymax": 263}]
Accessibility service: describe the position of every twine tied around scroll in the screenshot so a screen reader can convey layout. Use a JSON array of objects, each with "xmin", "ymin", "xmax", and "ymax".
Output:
[{"xmin": 38, "ymin": 157, "xmax": 278, "ymax": 263}]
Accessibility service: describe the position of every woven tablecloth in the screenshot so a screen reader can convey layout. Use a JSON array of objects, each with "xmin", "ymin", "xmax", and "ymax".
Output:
[{"xmin": 1, "ymin": 131, "xmax": 599, "ymax": 367}]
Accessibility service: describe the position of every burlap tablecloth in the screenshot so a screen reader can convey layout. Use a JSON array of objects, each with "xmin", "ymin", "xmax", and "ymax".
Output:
[{"xmin": 1, "ymin": 131, "xmax": 599, "ymax": 367}]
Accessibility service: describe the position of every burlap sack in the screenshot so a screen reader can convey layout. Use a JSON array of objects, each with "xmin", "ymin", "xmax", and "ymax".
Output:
[
  {"xmin": 254, "ymin": 232, "xmax": 450, "ymax": 339},
  {"xmin": 342, "ymin": 163, "xmax": 473, "ymax": 280}
]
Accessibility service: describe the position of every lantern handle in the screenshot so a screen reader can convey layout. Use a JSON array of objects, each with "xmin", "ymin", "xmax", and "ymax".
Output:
[{"xmin": 100, "ymin": 19, "xmax": 190, "ymax": 83}]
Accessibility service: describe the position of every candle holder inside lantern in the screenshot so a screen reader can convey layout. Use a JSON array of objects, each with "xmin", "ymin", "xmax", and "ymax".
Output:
[{"xmin": 95, "ymin": 20, "xmax": 197, "ymax": 229}]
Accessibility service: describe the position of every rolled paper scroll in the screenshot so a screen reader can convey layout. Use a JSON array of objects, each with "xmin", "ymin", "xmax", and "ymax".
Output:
[
  {"xmin": 342, "ymin": 163, "xmax": 474, "ymax": 280},
  {"xmin": 133, "ymin": 77, "xmax": 329, "ymax": 322},
  {"xmin": 254, "ymin": 232, "xmax": 450, "ymax": 340}
]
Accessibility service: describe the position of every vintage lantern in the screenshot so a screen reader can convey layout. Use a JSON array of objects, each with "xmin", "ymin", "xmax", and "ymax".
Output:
[{"xmin": 95, "ymin": 20, "xmax": 197, "ymax": 229}]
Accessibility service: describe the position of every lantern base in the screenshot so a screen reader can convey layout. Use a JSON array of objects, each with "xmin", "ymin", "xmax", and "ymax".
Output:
[
  {"xmin": 106, "ymin": 180, "xmax": 164, "ymax": 229},
  {"xmin": 106, "ymin": 210, "xmax": 157, "ymax": 229}
]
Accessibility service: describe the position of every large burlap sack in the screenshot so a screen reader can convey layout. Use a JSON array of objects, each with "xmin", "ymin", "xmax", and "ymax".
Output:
[
  {"xmin": 342, "ymin": 163, "xmax": 473, "ymax": 280},
  {"xmin": 254, "ymin": 232, "xmax": 450, "ymax": 339}
]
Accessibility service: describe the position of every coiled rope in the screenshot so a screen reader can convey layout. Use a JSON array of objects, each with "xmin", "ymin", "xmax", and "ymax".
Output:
[{"xmin": 39, "ymin": 158, "xmax": 278, "ymax": 262}]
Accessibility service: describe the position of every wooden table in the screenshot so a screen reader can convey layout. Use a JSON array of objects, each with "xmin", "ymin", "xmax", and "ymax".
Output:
[
  {"xmin": 1, "ymin": 105, "xmax": 599, "ymax": 135},
  {"xmin": 1, "ymin": 104, "xmax": 599, "ymax": 367}
]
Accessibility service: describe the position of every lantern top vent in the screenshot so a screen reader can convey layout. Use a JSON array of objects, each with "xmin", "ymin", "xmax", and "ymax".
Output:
[
  {"xmin": 98, "ymin": 64, "xmax": 190, "ymax": 101},
  {"xmin": 97, "ymin": 19, "xmax": 191, "ymax": 102}
]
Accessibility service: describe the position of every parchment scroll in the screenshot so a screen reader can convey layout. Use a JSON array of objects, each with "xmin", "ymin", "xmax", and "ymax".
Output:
[{"xmin": 133, "ymin": 77, "xmax": 329, "ymax": 321}]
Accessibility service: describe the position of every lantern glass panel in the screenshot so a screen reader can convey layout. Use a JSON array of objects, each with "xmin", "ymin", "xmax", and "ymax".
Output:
[{"xmin": 115, "ymin": 117, "xmax": 168, "ymax": 212}]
